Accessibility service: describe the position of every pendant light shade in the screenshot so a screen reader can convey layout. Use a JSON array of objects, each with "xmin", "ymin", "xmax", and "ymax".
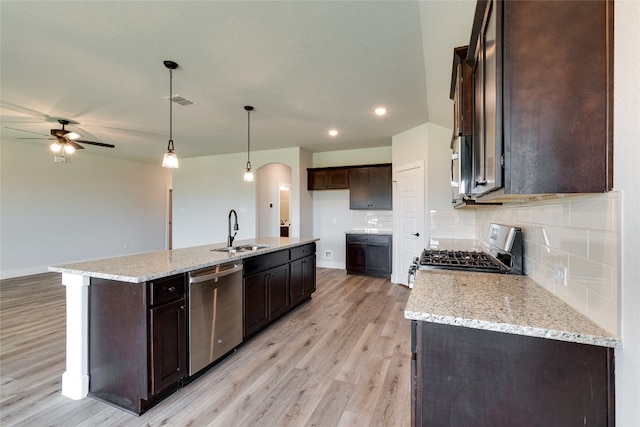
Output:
[
  {"xmin": 162, "ymin": 60, "xmax": 179, "ymax": 169},
  {"xmin": 243, "ymin": 105, "xmax": 254, "ymax": 182}
]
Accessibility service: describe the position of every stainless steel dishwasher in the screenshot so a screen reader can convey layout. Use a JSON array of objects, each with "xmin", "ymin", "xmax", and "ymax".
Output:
[{"xmin": 188, "ymin": 262, "xmax": 243, "ymax": 375}]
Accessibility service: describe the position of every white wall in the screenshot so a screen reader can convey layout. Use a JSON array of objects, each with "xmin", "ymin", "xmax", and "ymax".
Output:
[
  {"xmin": 0, "ymin": 139, "xmax": 172, "ymax": 278},
  {"xmin": 310, "ymin": 147, "xmax": 392, "ymax": 269},
  {"xmin": 613, "ymin": 1, "xmax": 640, "ymax": 423},
  {"xmin": 172, "ymin": 147, "xmax": 308, "ymax": 248}
]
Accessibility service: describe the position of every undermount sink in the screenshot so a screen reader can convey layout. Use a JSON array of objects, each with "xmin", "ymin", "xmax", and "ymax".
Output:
[{"xmin": 211, "ymin": 244, "xmax": 271, "ymax": 253}]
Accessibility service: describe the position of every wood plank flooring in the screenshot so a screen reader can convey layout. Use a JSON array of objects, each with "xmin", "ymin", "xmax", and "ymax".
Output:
[{"xmin": 0, "ymin": 268, "xmax": 412, "ymax": 426}]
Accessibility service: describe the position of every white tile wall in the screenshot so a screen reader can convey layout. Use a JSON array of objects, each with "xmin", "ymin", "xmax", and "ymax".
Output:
[
  {"xmin": 429, "ymin": 209, "xmax": 476, "ymax": 240},
  {"xmin": 475, "ymin": 192, "xmax": 619, "ymax": 334},
  {"xmin": 351, "ymin": 210, "xmax": 394, "ymax": 231}
]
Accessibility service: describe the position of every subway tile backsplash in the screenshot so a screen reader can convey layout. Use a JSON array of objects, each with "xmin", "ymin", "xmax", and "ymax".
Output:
[
  {"xmin": 428, "ymin": 192, "xmax": 619, "ymax": 334},
  {"xmin": 351, "ymin": 210, "xmax": 394, "ymax": 231},
  {"xmin": 475, "ymin": 192, "xmax": 619, "ymax": 335}
]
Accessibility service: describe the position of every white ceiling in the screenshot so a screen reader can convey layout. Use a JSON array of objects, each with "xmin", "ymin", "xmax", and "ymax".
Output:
[{"xmin": 0, "ymin": 1, "xmax": 475, "ymax": 165}]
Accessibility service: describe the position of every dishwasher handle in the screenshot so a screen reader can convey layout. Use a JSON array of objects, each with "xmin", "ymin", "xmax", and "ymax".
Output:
[{"xmin": 189, "ymin": 263, "xmax": 243, "ymax": 284}]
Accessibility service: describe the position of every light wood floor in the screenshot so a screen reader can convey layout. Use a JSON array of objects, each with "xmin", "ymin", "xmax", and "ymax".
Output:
[{"xmin": 1, "ymin": 268, "xmax": 412, "ymax": 426}]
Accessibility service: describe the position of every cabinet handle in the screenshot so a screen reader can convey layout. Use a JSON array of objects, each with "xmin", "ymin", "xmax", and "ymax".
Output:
[
  {"xmin": 180, "ymin": 305, "xmax": 185, "ymax": 310},
  {"xmin": 167, "ymin": 286, "xmax": 176, "ymax": 292},
  {"xmin": 413, "ymin": 232, "xmax": 420, "ymax": 237}
]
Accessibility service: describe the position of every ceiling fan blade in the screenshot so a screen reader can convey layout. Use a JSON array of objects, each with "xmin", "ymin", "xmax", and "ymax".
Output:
[
  {"xmin": 17, "ymin": 137, "xmax": 54, "ymax": 140},
  {"xmin": 4, "ymin": 126, "xmax": 50, "ymax": 137},
  {"xmin": 76, "ymin": 139, "xmax": 115, "ymax": 148},
  {"xmin": 67, "ymin": 140, "xmax": 85, "ymax": 150}
]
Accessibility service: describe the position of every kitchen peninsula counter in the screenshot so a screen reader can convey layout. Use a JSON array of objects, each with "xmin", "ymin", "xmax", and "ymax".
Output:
[
  {"xmin": 49, "ymin": 237, "xmax": 318, "ymax": 282},
  {"xmin": 405, "ymin": 269, "xmax": 620, "ymax": 348}
]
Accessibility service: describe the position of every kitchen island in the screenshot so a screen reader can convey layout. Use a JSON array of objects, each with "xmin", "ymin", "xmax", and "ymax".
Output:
[
  {"xmin": 49, "ymin": 237, "xmax": 318, "ymax": 414},
  {"xmin": 405, "ymin": 269, "xmax": 620, "ymax": 426}
]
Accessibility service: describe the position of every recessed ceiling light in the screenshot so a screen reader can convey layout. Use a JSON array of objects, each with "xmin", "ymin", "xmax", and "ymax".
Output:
[
  {"xmin": 328, "ymin": 129, "xmax": 339, "ymax": 137},
  {"xmin": 374, "ymin": 107, "xmax": 388, "ymax": 116}
]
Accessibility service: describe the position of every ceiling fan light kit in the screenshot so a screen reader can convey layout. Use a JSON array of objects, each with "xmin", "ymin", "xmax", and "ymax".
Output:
[
  {"xmin": 7, "ymin": 118, "xmax": 115, "ymax": 163},
  {"xmin": 243, "ymin": 105, "xmax": 254, "ymax": 182},
  {"xmin": 162, "ymin": 60, "xmax": 180, "ymax": 169}
]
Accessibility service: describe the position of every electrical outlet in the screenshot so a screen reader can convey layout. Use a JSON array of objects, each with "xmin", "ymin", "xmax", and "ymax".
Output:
[
  {"xmin": 554, "ymin": 266, "xmax": 568, "ymax": 286},
  {"xmin": 324, "ymin": 250, "xmax": 333, "ymax": 259}
]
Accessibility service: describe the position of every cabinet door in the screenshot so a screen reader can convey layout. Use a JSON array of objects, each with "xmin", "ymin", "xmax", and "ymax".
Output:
[
  {"xmin": 268, "ymin": 264, "xmax": 289, "ymax": 320},
  {"xmin": 366, "ymin": 238, "xmax": 392, "ymax": 277},
  {"xmin": 368, "ymin": 166, "xmax": 392, "ymax": 210},
  {"xmin": 290, "ymin": 257, "xmax": 305, "ymax": 307},
  {"xmin": 302, "ymin": 255, "xmax": 316, "ymax": 296},
  {"xmin": 346, "ymin": 240, "xmax": 367, "ymax": 274},
  {"xmin": 243, "ymin": 273, "xmax": 269, "ymax": 338},
  {"xmin": 327, "ymin": 169, "xmax": 349, "ymax": 189},
  {"xmin": 290, "ymin": 254, "xmax": 317, "ymax": 307},
  {"xmin": 349, "ymin": 168, "xmax": 370, "ymax": 209},
  {"xmin": 150, "ymin": 298, "xmax": 186, "ymax": 396},
  {"xmin": 308, "ymin": 169, "xmax": 329, "ymax": 190}
]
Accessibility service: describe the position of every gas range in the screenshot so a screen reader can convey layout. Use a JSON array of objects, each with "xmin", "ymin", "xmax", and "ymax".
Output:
[{"xmin": 408, "ymin": 224, "xmax": 523, "ymax": 286}]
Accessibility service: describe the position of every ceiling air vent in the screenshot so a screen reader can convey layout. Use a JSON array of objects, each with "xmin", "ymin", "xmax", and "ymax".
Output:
[{"xmin": 167, "ymin": 95, "xmax": 195, "ymax": 106}]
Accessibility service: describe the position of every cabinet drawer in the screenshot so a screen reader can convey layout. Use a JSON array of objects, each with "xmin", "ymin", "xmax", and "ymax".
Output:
[
  {"xmin": 149, "ymin": 275, "xmax": 185, "ymax": 307},
  {"xmin": 290, "ymin": 243, "xmax": 316, "ymax": 261},
  {"xmin": 243, "ymin": 250, "xmax": 289, "ymax": 277},
  {"xmin": 347, "ymin": 234, "xmax": 391, "ymax": 245}
]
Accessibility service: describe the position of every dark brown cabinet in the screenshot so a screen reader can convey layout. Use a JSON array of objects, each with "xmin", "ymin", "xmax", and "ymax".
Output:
[
  {"xmin": 243, "ymin": 250, "xmax": 290, "ymax": 338},
  {"xmin": 150, "ymin": 298, "xmax": 187, "ymax": 395},
  {"xmin": 89, "ymin": 274, "xmax": 187, "ymax": 415},
  {"xmin": 451, "ymin": 45, "xmax": 474, "ymax": 137},
  {"xmin": 307, "ymin": 167, "xmax": 350, "ymax": 190},
  {"xmin": 290, "ymin": 243, "xmax": 316, "ymax": 307},
  {"xmin": 469, "ymin": 0, "xmax": 613, "ymax": 199},
  {"xmin": 411, "ymin": 321, "xmax": 615, "ymax": 426},
  {"xmin": 349, "ymin": 164, "xmax": 392, "ymax": 210},
  {"xmin": 346, "ymin": 233, "xmax": 392, "ymax": 278}
]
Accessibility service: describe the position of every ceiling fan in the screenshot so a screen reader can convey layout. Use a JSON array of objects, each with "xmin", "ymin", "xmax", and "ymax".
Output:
[{"xmin": 6, "ymin": 119, "xmax": 115, "ymax": 157}]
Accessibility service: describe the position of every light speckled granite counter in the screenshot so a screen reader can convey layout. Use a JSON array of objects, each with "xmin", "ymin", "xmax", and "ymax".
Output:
[
  {"xmin": 49, "ymin": 237, "xmax": 318, "ymax": 283},
  {"xmin": 405, "ymin": 269, "xmax": 620, "ymax": 348},
  {"xmin": 346, "ymin": 229, "xmax": 393, "ymax": 235}
]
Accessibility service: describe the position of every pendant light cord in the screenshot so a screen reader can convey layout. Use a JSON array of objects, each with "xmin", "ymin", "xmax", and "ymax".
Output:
[
  {"xmin": 246, "ymin": 108, "xmax": 251, "ymax": 165},
  {"xmin": 168, "ymin": 69, "xmax": 174, "ymax": 151}
]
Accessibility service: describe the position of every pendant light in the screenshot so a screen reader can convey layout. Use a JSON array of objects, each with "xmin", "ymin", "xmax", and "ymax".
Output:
[
  {"xmin": 162, "ymin": 60, "xmax": 179, "ymax": 168},
  {"xmin": 243, "ymin": 105, "xmax": 255, "ymax": 182}
]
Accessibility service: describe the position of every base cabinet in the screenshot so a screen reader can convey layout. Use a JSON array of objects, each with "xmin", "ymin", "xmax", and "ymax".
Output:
[
  {"xmin": 290, "ymin": 247, "xmax": 316, "ymax": 307},
  {"xmin": 244, "ymin": 262, "xmax": 290, "ymax": 339},
  {"xmin": 243, "ymin": 243, "xmax": 316, "ymax": 339},
  {"xmin": 89, "ymin": 274, "xmax": 187, "ymax": 415},
  {"xmin": 346, "ymin": 234, "xmax": 392, "ymax": 278},
  {"xmin": 411, "ymin": 321, "xmax": 615, "ymax": 426}
]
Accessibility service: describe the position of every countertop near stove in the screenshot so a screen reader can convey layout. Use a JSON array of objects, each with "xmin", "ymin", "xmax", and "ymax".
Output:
[{"xmin": 405, "ymin": 269, "xmax": 620, "ymax": 348}]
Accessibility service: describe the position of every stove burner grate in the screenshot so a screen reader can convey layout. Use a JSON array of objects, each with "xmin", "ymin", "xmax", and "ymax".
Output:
[{"xmin": 419, "ymin": 250, "xmax": 504, "ymax": 272}]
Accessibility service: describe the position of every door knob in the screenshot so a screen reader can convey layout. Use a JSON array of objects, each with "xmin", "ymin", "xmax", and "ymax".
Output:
[{"xmin": 413, "ymin": 232, "xmax": 420, "ymax": 237}]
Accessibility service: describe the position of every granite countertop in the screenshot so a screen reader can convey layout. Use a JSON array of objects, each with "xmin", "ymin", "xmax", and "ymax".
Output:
[
  {"xmin": 346, "ymin": 229, "xmax": 393, "ymax": 235},
  {"xmin": 405, "ymin": 269, "xmax": 621, "ymax": 348},
  {"xmin": 48, "ymin": 237, "xmax": 318, "ymax": 283}
]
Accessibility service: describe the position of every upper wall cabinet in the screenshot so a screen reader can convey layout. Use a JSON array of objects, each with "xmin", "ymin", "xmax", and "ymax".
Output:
[
  {"xmin": 307, "ymin": 167, "xmax": 350, "ymax": 190},
  {"xmin": 349, "ymin": 164, "xmax": 392, "ymax": 210},
  {"xmin": 451, "ymin": 46, "xmax": 474, "ymax": 138},
  {"xmin": 469, "ymin": 0, "xmax": 613, "ymax": 200}
]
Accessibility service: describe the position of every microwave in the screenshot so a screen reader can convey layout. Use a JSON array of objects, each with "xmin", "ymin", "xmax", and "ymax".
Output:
[{"xmin": 450, "ymin": 135, "xmax": 473, "ymax": 204}]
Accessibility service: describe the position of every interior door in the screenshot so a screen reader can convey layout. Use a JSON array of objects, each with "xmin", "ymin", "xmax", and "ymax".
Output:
[{"xmin": 393, "ymin": 162, "xmax": 424, "ymax": 286}]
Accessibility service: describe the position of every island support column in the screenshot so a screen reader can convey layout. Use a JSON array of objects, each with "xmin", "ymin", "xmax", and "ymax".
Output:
[{"xmin": 61, "ymin": 273, "xmax": 90, "ymax": 399}]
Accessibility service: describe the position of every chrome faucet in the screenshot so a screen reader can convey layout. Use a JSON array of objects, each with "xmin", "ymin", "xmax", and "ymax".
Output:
[{"xmin": 228, "ymin": 209, "xmax": 239, "ymax": 247}]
